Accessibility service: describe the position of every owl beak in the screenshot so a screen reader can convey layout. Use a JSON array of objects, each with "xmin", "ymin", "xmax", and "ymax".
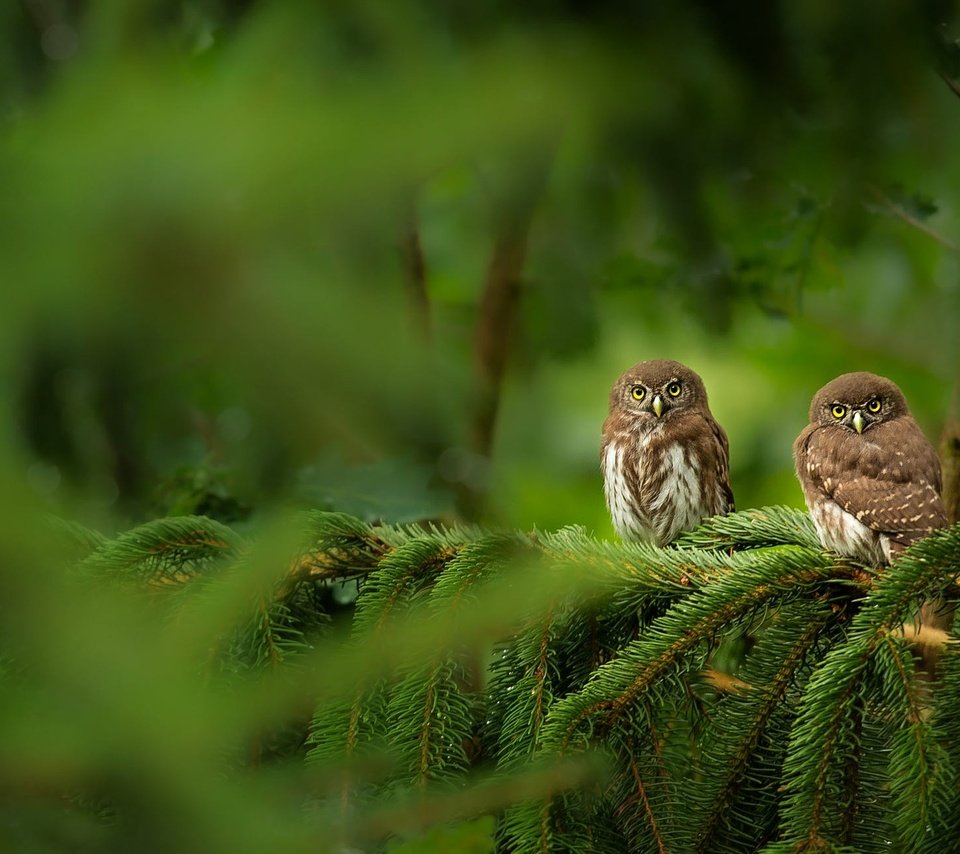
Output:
[
  {"xmin": 652, "ymin": 394, "xmax": 664, "ymax": 418},
  {"xmin": 852, "ymin": 410, "xmax": 865, "ymax": 434}
]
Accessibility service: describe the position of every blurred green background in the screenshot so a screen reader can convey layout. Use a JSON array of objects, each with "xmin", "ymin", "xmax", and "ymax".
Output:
[
  {"xmin": 2, "ymin": 2, "xmax": 960, "ymax": 849},
  {"xmin": 4, "ymin": 1, "xmax": 959, "ymax": 538}
]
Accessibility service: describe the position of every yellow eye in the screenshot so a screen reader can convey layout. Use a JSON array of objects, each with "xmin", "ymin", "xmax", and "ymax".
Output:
[
  {"xmin": 831, "ymin": 405, "xmax": 846, "ymax": 419},
  {"xmin": 867, "ymin": 398, "xmax": 881, "ymax": 414},
  {"xmin": 667, "ymin": 382, "xmax": 681, "ymax": 397},
  {"xmin": 631, "ymin": 386, "xmax": 645, "ymax": 401}
]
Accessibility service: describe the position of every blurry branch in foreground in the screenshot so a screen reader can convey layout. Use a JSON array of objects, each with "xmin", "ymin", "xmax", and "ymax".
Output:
[{"xmin": 14, "ymin": 506, "xmax": 960, "ymax": 852}]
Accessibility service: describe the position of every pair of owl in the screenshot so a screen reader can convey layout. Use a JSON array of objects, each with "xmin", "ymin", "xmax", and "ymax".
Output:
[{"xmin": 601, "ymin": 359, "xmax": 947, "ymax": 564}]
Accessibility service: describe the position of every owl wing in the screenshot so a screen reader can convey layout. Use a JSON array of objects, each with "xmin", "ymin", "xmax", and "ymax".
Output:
[
  {"xmin": 710, "ymin": 418, "xmax": 735, "ymax": 514},
  {"xmin": 832, "ymin": 477, "xmax": 946, "ymax": 550},
  {"xmin": 802, "ymin": 423, "xmax": 946, "ymax": 549}
]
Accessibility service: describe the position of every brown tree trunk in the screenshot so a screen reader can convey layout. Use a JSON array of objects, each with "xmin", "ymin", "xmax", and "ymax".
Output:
[
  {"xmin": 918, "ymin": 377, "xmax": 960, "ymax": 677},
  {"xmin": 399, "ymin": 204, "xmax": 431, "ymax": 342},
  {"xmin": 457, "ymin": 145, "xmax": 553, "ymax": 519},
  {"xmin": 470, "ymin": 230, "xmax": 528, "ymax": 462},
  {"xmin": 454, "ymin": 229, "xmax": 530, "ymax": 521},
  {"xmin": 940, "ymin": 379, "xmax": 960, "ymax": 527}
]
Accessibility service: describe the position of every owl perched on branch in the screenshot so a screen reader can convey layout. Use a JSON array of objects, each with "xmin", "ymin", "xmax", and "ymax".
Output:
[
  {"xmin": 601, "ymin": 359, "xmax": 734, "ymax": 545},
  {"xmin": 794, "ymin": 372, "xmax": 947, "ymax": 564}
]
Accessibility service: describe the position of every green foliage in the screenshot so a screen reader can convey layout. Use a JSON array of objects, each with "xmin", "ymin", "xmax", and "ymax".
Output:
[
  {"xmin": 5, "ymin": 2, "xmax": 960, "ymax": 538},
  {"xmin": 77, "ymin": 514, "xmax": 242, "ymax": 583},
  {"xmin": 5, "ymin": 507, "xmax": 960, "ymax": 851},
  {"xmin": 3, "ymin": 4, "xmax": 960, "ymax": 853},
  {"xmin": 298, "ymin": 454, "xmax": 456, "ymax": 524},
  {"xmin": 385, "ymin": 817, "xmax": 496, "ymax": 854}
]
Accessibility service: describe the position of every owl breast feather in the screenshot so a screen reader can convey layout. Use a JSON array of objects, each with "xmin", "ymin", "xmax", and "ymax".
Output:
[
  {"xmin": 808, "ymin": 496, "xmax": 891, "ymax": 565},
  {"xmin": 603, "ymin": 434, "xmax": 706, "ymax": 545}
]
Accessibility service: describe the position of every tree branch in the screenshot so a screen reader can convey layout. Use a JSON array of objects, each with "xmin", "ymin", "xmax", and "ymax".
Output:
[
  {"xmin": 868, "ymin": 186, "xmax": 960, "ymax": 252},
  {"xmin": 470, "ymin": 228, "xmax": 528, "ymax": 462},
  {"xmin": 456, "ymin": 146, "xmax": 554, "ymax": 518},
  {"xmin": 399, "ymin": 202, "xmax": 431, "ymax": 341}
]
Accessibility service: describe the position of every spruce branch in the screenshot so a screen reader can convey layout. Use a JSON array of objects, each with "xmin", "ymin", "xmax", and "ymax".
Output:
[
  {"xmin": 347, "ymin": 757, "xmax": 604, "ymax": 848},
  {"xmin": 47, "ymin": 516, "xmax": 108, "ymax": 563},
  {"xmin": 306, "ymin": 536, "xmax": 460, "ymax": 794},
  {"xmin": 691, "ymin": 600, "xmax": 841, "ymax": 853},
  {"xmin": 488, "ymin": 605, "xmax": 559, "ymax": 771},
  {"xmin": 877, "ymin": 634, "xmax": 946, "ymax": 851},
  {"xmin": 541, "ymin": 546, "xmax": 841, "ymax": 753},
  {"xmin": 387, "ymin": 535, "xmax": 536, "ymax": 788},
  {"xmin": 62, "ymin": 508, "xmax": 960, "ymax": 852},
  {"xmin": 674, "ymin": 506, "xmax": 820, "ymax": 551},
  {"xmin": 928, "ymin": 625, "xmax": 960, "ymax": 847},
  {"xmin": 77, "ymin": 515, "xmax": 242, "ymax": 584},
  {"xmin": 614, "ymin": 727, "xmax": 669, "ymax": 854},
  {"xmin": 776, "ymin": 524, "xmax": 960, "ymax": 850}
]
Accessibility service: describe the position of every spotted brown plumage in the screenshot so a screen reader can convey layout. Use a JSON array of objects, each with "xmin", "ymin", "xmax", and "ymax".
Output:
[
  {"xmin": 601, "ymin": 359, "xmax": 734, "ymax": 545},
  {"xmin": 793, "ymin": 371, "xmax": 947, "ymax": 565}
]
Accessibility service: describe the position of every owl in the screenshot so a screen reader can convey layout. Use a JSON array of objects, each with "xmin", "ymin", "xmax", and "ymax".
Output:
[
  {"xmin": 794, "ymin": 372, "xmax": 947, "ymax": 565},
  {"xmin": 601, "ymin": 359, "xmax": 734, "ymax": 545}
]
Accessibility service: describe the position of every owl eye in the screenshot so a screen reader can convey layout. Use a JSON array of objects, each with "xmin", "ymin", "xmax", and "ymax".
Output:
[
  {"xmin": 667, "ymin": 382, "xmax": 682, "ymax": 397},
  {"xmin": 831, "ymin": 405, "xmax": 847, "ymax": 419},
  {"xmin": 867, "ymin": 398, "xmax": 882, "ymax": 414},
  {"xmin": 631, "ymin": 385, "xmax": 645, "ymax": 401}
]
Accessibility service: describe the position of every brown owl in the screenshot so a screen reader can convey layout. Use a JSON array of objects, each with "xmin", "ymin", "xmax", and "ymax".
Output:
[
  {"xmin": 601, "ymin": 359, "xmax": 734, "ymax": 545},
  {"xmin": 794, "ymin": 372, "xmax": 947, "ymax": 564}
]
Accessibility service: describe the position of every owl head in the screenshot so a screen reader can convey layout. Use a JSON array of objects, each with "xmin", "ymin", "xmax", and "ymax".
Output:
[
  {"xmin": 609, "ymin": 359, "xmax": 710, "ymax": 422},
  {"xmin": 809, "ymin": 372, "xmax": 910, "ymax": 434}
]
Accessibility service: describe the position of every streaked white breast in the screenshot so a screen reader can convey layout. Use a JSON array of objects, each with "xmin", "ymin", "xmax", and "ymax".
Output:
[{"xmin": 810, "ymin": 499, "xmax": 891, "ymax": 565}]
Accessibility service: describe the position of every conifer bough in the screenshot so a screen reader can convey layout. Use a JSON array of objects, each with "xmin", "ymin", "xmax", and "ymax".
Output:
[{"xmin": 60, "ymin": 507, "xmax": 960, "ymax": 852}]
